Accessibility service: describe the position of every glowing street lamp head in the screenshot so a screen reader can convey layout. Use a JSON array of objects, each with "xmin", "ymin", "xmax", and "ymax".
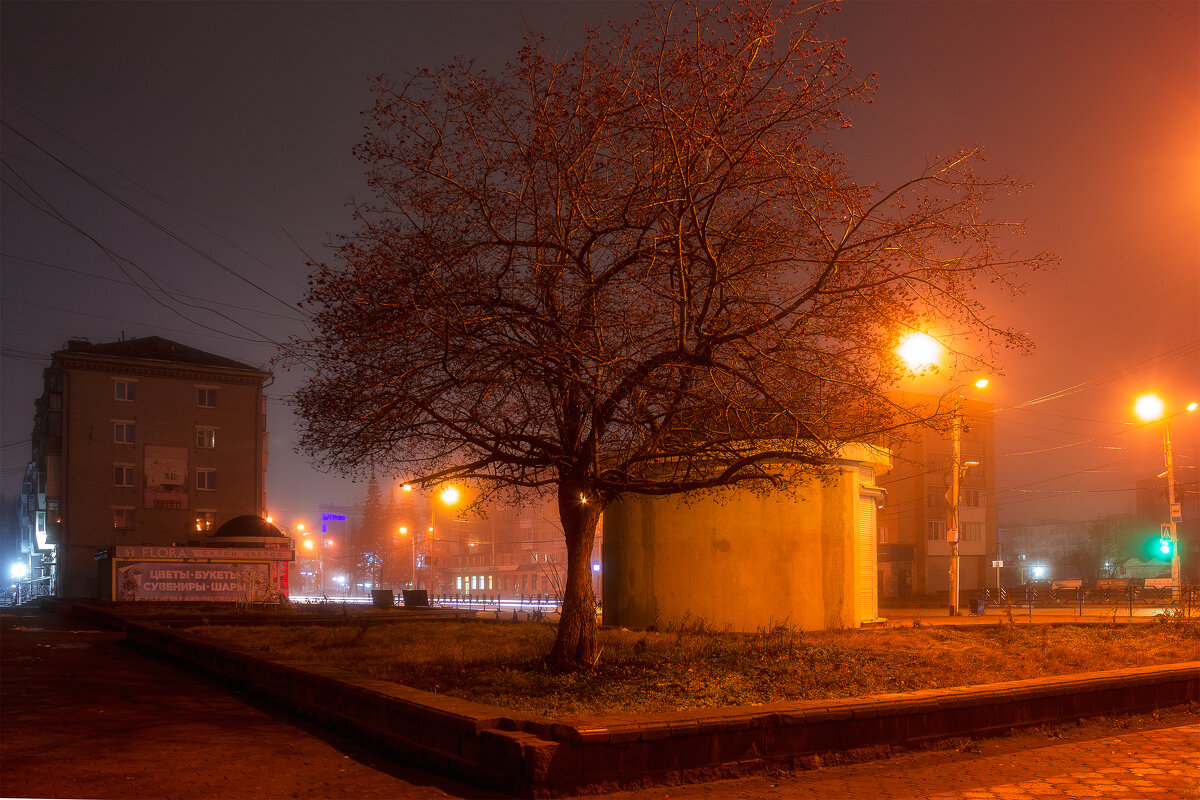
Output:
[
  {"xmin": 1188, "ymin": 402, "xmax": 1199, "ymax": 413},
  {"xmin": 439, "ymin": 486, "xmax": 461, "ymax": 506},
  {"xmin": 296, "ymin": 523, "xmax": 305, "ymax": 533},
  {"xmin": 401, "ymin": 483, "xmax": 413, "ymax": 492},
  {"xmin": 974, "ymin": 378, "xmax": 990, "ymax": 390},
  {"xmin": 897, "ymin": 332, "xmax": 941, "ymax": 372},
  {"xmin": 398, "ymin": 526, "xmax": 408, "ymax": 535},
  {"xmin": 1133, "ymin": 393, "xmax": 1165, "ymax": 422}
]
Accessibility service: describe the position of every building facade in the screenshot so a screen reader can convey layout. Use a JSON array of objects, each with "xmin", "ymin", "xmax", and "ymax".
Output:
[
  {"xmin": 26, "ymin": 336, "xmax": 269, "ymax": 598},
  {"xmin": 877, "ymin": 395, "xmax": 997, "ymax": 599}
]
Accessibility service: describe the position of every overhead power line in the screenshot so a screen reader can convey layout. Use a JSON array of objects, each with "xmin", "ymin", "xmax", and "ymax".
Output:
[{"xmin": 1, "ymin": 119, "xmax": 308, "ymax": 321}]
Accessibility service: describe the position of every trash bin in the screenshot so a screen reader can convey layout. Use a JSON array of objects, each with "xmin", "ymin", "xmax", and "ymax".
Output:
[
  {"xmin": 371, "ymin": 589, "xmax": 394, "ymax": 609},
  {"xmin": 974, "ymin": 593, "xmax": 988, "ymax": 615},
  {"xmin": 402, "ymin": 589, "xmax": 429, "ymax": 608}
]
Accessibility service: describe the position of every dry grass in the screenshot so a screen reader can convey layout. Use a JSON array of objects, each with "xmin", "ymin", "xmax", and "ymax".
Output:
[{"xmin": 189, "ymin": 615, "xmax": 1200, "ymax": 718}]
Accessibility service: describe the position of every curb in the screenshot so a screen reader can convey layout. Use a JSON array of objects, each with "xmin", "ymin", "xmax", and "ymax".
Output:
[{"xmin": 82, "ymin": 605, "xmax": 1200, "ymax": 797}]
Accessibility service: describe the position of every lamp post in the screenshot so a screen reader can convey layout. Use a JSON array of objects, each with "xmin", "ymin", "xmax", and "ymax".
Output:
[
  {"xmin": 1133, "ymin": 395, "xmax": 1198, "ymax": 592},
  {"xmin": 897, "ymin": 332, "xmax": 990, "ymax": 616},
  {"xmin": 947, "ymin": 379, "xmax": 988, "ymax": 616},
  {"xmin": 397, "ymin": 526, "xmax": 413, "ymax": 589},
  {"xmin": 428, "ymin": 485, "xmax": 461, "ymax": 594}
]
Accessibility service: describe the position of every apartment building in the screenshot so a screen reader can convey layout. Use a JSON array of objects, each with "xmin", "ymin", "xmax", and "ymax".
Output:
[
  {"xmin": 28, "ymin": 336, "xmax": 269, "ymax": 598},
  {"xmin": 878, "ymin": 394, "xmax": 997, "ymax": 598}
]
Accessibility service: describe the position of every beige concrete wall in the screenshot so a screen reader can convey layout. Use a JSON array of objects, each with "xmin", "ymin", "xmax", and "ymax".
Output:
[{"xmin": 603, "ymin": 457, "xmax": 885, "ymax": 633}]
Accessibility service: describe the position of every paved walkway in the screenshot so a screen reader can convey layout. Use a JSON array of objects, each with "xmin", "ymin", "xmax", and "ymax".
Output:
[{"xmin": 3, "ymin": 605, "xmax": 1197, "ymax": 799}]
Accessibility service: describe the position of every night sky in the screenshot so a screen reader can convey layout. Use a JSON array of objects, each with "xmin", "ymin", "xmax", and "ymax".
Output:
[{"xmin": 2, "ymin": 1, "xmax": 1197, "ymax": 531}]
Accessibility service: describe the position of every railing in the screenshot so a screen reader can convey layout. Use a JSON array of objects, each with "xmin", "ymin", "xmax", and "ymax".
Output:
[
  {"xmin": 427, "ymin": 592, "xmax": 562, "ymax": 614},
  {"xmin": 973, "ymin": 585, "xmax": 1197, "ymax": 618},
  {"xmin": 5, "ymin": 576, "xmax": 53, "ymax": 606}
]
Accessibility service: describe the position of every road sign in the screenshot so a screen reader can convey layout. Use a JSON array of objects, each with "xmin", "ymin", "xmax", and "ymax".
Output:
[
  {"xmin": 1170, "ymin": 503, "xmax": 1182, "ymax": 523},
  {"xmin": 991, "ymin": 560, "xmax": 1003, "ymax": 568}
]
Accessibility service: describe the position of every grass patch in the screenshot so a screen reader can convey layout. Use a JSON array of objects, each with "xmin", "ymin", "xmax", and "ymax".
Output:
[{"xmin": 189, "ymin": 616, "xmax": 1200, "ymax": 718}]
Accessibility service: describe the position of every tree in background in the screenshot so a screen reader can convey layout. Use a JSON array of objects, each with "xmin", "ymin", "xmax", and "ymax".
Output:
[
  {"xmin": 358, "ymin": 475, "xmax": 386, "ymax": 589},
  {"xmin": 288, "ymin": 0, "xmax": 1053, "ymax": 670}
]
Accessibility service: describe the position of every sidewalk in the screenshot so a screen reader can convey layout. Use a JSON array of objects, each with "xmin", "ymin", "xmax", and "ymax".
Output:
[{"xmin": 3, "ymin": 605, "xmax": 1197, "ymax": 799}]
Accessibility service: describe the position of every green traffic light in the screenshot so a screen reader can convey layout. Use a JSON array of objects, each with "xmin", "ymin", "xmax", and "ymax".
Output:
[{"xmin": 1159, "ymin": 539, "xmax": 1172, "ymax": 556}]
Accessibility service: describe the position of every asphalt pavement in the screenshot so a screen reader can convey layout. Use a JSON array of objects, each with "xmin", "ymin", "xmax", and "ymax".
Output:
[{"xmin": 2, "ymin": 605, "xmax": 1197, "ymax": 800}]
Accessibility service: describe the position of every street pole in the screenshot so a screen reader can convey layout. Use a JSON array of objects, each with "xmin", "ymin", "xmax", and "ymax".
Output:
[
  {"xmin": 948, "ymin": 391, "xmax": 962, "ymax": 616},
  {"xmin": 1162, "ymin": 418, "xmax": 1180, "ymax": 592}
]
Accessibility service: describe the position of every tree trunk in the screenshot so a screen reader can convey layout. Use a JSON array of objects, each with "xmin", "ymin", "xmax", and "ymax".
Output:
[{"xmin": 548, "ymin": 484, "xmax": 601, "ymax": 671}]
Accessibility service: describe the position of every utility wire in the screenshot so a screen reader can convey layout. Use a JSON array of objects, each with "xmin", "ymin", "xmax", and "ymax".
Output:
[
  {"xmin": 1, "ymin": 119, "xmax": 308, "ymax": 320},
  {"xmin": 2, "ymin": 161, "xmax": 280, "ymax": 347}
]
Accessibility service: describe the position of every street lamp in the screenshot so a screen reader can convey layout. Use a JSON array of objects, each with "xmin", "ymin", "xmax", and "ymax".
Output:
[
  {"xmin": 1133, "ymin": 394, "xmax": 1197, "ymax": 592},
  {"xmin": 397, "ymin": 525, "xmax": 415, "ymax": 589},
  {"xmin": 428, "ymin": 486, "xmax": 462, "ymax": 592},
  {"xmin": 898, "ymin": 332, "xmax": 991, "ymax": 616}
]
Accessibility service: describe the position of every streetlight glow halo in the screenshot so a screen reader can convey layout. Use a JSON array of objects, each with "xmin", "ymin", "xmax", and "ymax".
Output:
[
  {"xmin": 897, "ymin": 331, "xmax": 941, "ymax": 372},
  {"xmin": 1133, "ymin": 393, "xmax": 1166, "ymax": 422}
]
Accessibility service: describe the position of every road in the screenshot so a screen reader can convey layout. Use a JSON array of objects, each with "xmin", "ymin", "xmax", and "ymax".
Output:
[{"xmin": 2, "ymin": 605, "xmax": 1197, "ymax": 799}]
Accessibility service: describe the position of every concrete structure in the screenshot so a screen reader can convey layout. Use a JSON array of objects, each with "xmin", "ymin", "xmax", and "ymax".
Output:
[
  {"xmin": 602, "ymin": 445, "xmax": 890, "ymax": 632},
  {"xmin": 878, "ymin": 394, "xmax": 997, "ymax": 598},
  {"xmin": 25, "ymin": 336, "xmax": 270, "ymax": 598}
]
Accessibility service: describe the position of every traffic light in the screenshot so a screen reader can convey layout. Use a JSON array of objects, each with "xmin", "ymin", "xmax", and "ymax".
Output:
[{"xmin": 1142, "ymin": 532, "xmax": 1175, "ymax": 560}]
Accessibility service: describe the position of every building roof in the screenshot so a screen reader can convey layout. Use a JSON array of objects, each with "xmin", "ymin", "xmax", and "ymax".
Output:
[
  {"xmin": 213, "ymin": 515, "xmax": 288, "ymax": 539},
  {"xmin": 56, "ymin": 336, "xmax": 267, "ymax": 375}
]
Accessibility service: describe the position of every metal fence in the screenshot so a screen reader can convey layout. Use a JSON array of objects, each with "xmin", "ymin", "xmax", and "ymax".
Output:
[
  {"xmin": 426, "ymin": 592, "xmax": 562, "ymax": 613},
  {"xmin": 4, "ymin": 576, "xmax": 54, "ymax": 606},
  {"xmin": 973, "ymin": 584, "xmax": 1197, "ymax": 618}
]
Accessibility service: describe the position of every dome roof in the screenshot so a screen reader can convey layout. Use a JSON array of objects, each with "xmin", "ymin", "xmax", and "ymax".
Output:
[{"xmin": 212, "ymin": 515, "xmax": 287, "ymax": 539}]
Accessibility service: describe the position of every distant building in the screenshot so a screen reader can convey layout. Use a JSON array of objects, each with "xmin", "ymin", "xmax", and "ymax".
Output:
[
  {"xmin": 877, "ymin": 395, "xmax": 997, "ymax": 598},
  {"xmin": 442, "ymin": 497, "xmax": 577, "ymax": 599},
  {"xmin": 26, "ymin": 336, "xmax": 270, "ymax": 598},
  {"xmin": 997, "ymin": 520, "xmax": 1095, "ymax": 583}
]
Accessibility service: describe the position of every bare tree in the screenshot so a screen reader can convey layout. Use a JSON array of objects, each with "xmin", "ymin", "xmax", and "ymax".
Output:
[{"xmin": 287, "ymin": 0, "xmax": 1052, "ymax": 670}]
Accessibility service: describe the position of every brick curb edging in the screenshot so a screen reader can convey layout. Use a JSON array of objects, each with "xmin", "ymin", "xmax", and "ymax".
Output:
[{"xmin": 96, "ymin": 608, "xmax": 1198, "ymax": 797}]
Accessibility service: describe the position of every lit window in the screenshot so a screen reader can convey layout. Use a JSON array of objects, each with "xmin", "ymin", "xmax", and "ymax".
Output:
[
  {"xmin": 196, "ymin": 428, "xmax": 216, "ymax": 449},
  {"xmin": 487, "ymin": 575, "xmax": 493, "ymax": 590},
  {"xmin": 114, "ymin": 380, "xmax": 136, "ymax": 401},
  {"xmin": 197, "ymin": 387, "xmax": 217, "ymax": 408},
  {"xmin": 195, "ymin": 511, "xmax": 216, "ymax": 531},
  {"xmin": 456, "ymin": 576, "xmax": 462, "ymax": 590},
  {"xmin": 114, "ymin": 465, "xmax": 134, "ymax": 487},
  {"xmin": 113, "ymin": 507, "xmax": 133, "ymax": 529},
  {"xmin": 114, "ymin": 421, "xmax": 135, "ymax": 444},
  {"xmin": 470, "ymin": 575, "xmax": 477, "ymax": 590},
  {"xmin": 927, "ymin": 520, "xmax": 947, "ymax": 541},
  {"xmin": 196, "ymin": 469, "xmax": 216, "ymax": 491}
]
